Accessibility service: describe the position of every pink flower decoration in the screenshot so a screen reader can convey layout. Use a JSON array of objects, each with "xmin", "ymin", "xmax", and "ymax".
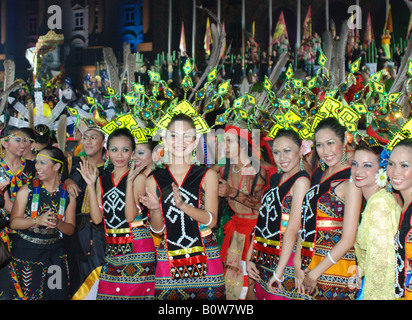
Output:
[{"xmin": 302, "ymin": 140, "xmax": 313, "ymax": 156}]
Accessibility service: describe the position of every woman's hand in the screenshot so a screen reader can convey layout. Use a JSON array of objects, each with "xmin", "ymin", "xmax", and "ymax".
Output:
[
  {"xmin": 294, "ymin": 267, "xmax": 306, "ymax": 294},
  {"xmin": 246, "ymin": 260, "xmax": 261, "ymax": 282},
  {"xmin": 77, "ymin": 159, "xmax": 99, "ymax": 186},
  {"xmin": 172, "ymin": 182, "xmax": 187, "ymax": 210},
  {"xmin": 302, "ymin": 269, "xmax": 318, "ymax": 294},
  {"xmin": 267, "ymin": 270, "xmax": 284, "ymax": 293},
  {"xmin": 36, "ymin": 209, "xmax": 59, "ymax": 229},
  {"xmin": 138, "ymin": 187, "xmax": 161, "ymax": 211},
  {"xmin": 127, "ymin": 163, "xmax": 147, "ymax": 183}
]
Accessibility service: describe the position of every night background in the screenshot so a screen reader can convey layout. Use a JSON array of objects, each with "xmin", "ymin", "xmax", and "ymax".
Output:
[{"xmin": 0, "ymin": 0, "xmax": 409, "ymax": 89}]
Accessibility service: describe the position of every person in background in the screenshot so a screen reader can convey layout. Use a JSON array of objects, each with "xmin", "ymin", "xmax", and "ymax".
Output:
[
  {"xmin": 34, "ymin": 124, "xmax": 52, "ymax": 153},
  {"xmin": 20, "ymin": 127, "xmax": 36, "ymax": 161},
  {"xmin": 64, "ymin": 124, "xmax": 109, "ymax": 299}
]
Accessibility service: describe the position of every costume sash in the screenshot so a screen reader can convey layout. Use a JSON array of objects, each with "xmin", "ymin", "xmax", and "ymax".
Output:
[
  {"xmin": 300, "ymin": 167, "xmax": 350, "ymax": 269},
  {"xmin": 0, "ymin": 157, "xmax": 25, "ymax": 201},
  {"xmin": 29, "ymin": 179, "xmax": 68, "ymax": 220},
  {"xmin": 152, "ymin": 165, "xmax": 208, "ymax": 279},
  {"xmin": 251, "ymin": 171, "xmax": 309, "ymax": 269},
  {"xmin": 100, "ymin": 172, "xmax": 133, "ymax": 256},
  {"xmin": 395, "ymin": 202, "xmax": 412, "ymax": 298}
]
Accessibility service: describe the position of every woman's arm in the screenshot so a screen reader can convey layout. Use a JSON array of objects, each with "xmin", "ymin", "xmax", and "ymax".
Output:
[
  {"xmin": 140, "ymin": 175, "xmax": 164, "ymax": 234},
  {"xmin": 303, "ymin": 180, "xmax": 362, "ymax": 293},
  {"xmin": 360, "ymin": 197, "xmax": 401, "ymax": 299},
  {"xmin": 268, "ymin": 176, "xmax": 310, "ymax": 289},
  {"xmin": 245, "ymin": 231, "xmax": 261, "ymax": 281},
  {"xmin": 10, "ymin": 185, "xmax": 33, "ymax": 230},
  {"xmin": 173, "ymin": 169, "xmax": 219, "ymax": 228},
  {"xmin": 56, "ymin": 196, "xmax": 76, "ymax": 236},
  {"xmin": 125, "ymin": 165, "xmax": 146, "ymax": 223}
]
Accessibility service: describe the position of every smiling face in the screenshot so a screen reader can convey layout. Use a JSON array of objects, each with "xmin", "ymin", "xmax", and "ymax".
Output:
[
  {"xmin": 387, "ymin": 146, "xmax": 412, "ymax": 193},
  {"xmin": 351, "ymin": 149, "xmax": 380, "ymax": 189},
  {"xmin": 315, "ymin": 128, "xmax": 346, "ymax": 168},
  {"xmin": 82, "ymin": 129, "xmax": 105, "ymax": 158},
  {"xmin": 2, "ymin": 132, "xmax": 28, "ymax": 158},
  {"xmin": 272, "ymin": 136, "xmax": 301, "ymax": 174},
  {"xmin": 133, "ymin": 143, "xmax": 153, "ymax": 170},
  {"xmin": 107, "ymin": 136, "xmax": 134, "ymax": 169},
  {"xmin": 163, "ymin": 120, "xmax": 198, "ymax": 163},
  {"xmin": 35, "ymin": 151, "xmax": 61, "ymax": 181}
]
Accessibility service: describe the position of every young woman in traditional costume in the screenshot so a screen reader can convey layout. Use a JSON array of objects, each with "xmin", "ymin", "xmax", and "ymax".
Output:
[
  {"xmin": 126, "ymin": 138, "xmax": 162, "ymax": 246},
  {"xmin": 10, "ymin": 146, "xmax": 76, "ymax": 299},
  {"xmin": 387, "ymin": 139, "xmax": 412, "ymax": 300},
  {"xmin": 0, "ymin": 125, "xmax": 36, "ymax": 299},
  {"xmin": 216, "ymin": 122, "xmax": 267, "ymax": 300},
  {"xmin": 78, "ymin": 128, "xmax": 156, "ymax": 300},
  {"xmin": 246, "ymin": 129, "xmax": 310, "ymax": 300},
  {"xmin": 297, "ymin": 117, "xmax": 363, "ymax": 300},
  {"xmin": 351, "ymin": 138, "xmax": 401, "ymax": 300},
  {"xmin": 139, "ymin": 113, "xmax": 225, "ymax": 300}
]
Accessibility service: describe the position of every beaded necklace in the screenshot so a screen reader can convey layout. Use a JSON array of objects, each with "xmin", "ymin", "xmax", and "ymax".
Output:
[
  {"xmin": 30, "ymin": 179, "xmax": 68, "ymax": 220},
  {"xmin": 0, "ymin": 157, "xmax": 25, "ymax": 200}
]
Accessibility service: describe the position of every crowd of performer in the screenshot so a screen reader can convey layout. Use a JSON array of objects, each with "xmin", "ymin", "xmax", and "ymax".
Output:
[{"xmin": 0, "ymin": 26, "xmax": 410, "ymax": 301}]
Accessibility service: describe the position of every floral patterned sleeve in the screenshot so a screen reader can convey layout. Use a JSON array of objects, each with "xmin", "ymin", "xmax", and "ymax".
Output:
[{"xmin": 355, "ymin": 191, "xmax": 401, "ymax": 300}]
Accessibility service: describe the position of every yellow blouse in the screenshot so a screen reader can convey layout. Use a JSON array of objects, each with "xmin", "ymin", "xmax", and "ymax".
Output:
[{"xmin": 354, "ymin": 189, "xmax": 401, "ymax": 300}]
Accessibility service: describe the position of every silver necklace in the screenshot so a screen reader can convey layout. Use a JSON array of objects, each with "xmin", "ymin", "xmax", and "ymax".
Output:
[{"xmin": 232, "ymin": 161, "xmax": 250, "ymax": 173}]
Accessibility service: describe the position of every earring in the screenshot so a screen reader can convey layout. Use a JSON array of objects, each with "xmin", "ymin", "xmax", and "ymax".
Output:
[
  {"xmin": 341, "ymin": 148, "xmax": 347, "ymax": 165},
  {"xmin": 163, "ymin": 147, "xmax": 169, "ymax": 165},
  {"xmin": 299, "ymin": 156, "xmax": 304, "ymax": 171},
  {"xmin": 128, "ymin": 158, "xmax": 133, "ymax": 170},
  {"xmin": 386, "ymin": 180, "xmax": 393, "ymax": 193},
  {"xmin": 104, "ymin": 156, "xmax": 110, "ymax": 170},
  {"xmin": 320, "ymin": 159, "xmax": 326, "ymax": 171},
  {"xmin": 277, "ymin": 166, "xmax": 283, "ymax": 174},
  {"xmin": 349, "ymin": 174, "xmax": 353, "ymax": 183},
  {"xmin": 191, "ymin": 149, "xmax": 198, "ymax": 165}
]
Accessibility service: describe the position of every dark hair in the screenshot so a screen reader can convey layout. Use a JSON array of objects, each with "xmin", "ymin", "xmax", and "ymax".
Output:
[
  {"xmin": 273, "ymin": 129, "xmax": 302, "ymax": 148},
  {"xmin": 0, "ymin": 125, "xmax": 23, "ymax": 139},
  {"xmin": 167, "ymin": 113, "xmax": 195, "ymax": 130},
  {"xmin": 312, "ymin": 117, "xmax": 346, "ymax": 168},
  {"xmin": 34, "ymin": 124, "xmax": 51, "ymax": 145},
  {"xmin": 139, "ymin": 138, "xmax": 158, "ymax": 152},
  {"xmin": 354, "ymin": 139, "xmax": 383, "ymax": 159},
  {"xmin": 392, "ymin": 138, "xmax": 412, "ymax": 151},
  {"xmin": 38, "ymin": 146, "xmax": 67, "ymax": 172},
  {"xmin": 314, "ymin": 117, "xmax": 346, "ymax": 144},
  {"xmin": 84, "ymin": 127, "xmax": 106, "ymax": 140},
  {"xmin": 20, "ymin": 127, "xmax": 36, "ymax": 141},
  {"xmin": 107, "ymin": 128, "xmax": 136, "ymax": 152}
]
